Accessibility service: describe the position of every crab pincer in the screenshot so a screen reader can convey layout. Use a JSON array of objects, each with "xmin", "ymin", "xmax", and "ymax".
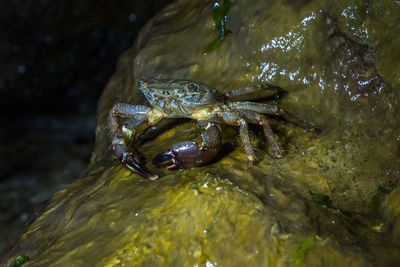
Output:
[
  {"xmin": 112, "ymin": 142, "xmax": 159, "ymax": 180},
  {"xmin": 121, "ymin": 154, "xmax": 158, "ymax": 180},
  {"xmin": 152, "ymin": 141, "xmax": 220, "ymax": 170}
]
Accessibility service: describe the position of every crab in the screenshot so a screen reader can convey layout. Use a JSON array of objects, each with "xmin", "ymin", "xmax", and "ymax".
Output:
[{"xmin": 108, "ymin": 77, "xmax": 316, "ymax": 180}]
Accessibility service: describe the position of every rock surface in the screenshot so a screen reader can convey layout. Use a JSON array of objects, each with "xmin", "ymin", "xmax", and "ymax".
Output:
[{"xmin": 2, "ymin": 0, "xmax": 400, "ymax": 266}]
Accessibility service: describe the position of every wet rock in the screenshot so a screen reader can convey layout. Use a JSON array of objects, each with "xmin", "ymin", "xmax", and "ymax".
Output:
[{"xmin": 1, "ymin": 0, "xmax": 400, "ymax": 265}]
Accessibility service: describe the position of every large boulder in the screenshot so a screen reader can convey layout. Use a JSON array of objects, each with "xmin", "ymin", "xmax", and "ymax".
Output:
[{"xmin": 2, "ymin": 0, "xmax": 400, "ymax": 265}]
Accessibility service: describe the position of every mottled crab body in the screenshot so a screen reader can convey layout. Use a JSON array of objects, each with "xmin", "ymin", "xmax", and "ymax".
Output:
[
  {"xmin": 108, "ymin": 78, "xmax": 315, "ymax": 180},
  {"xmin": 139, "ymin": 79, "xmax": 224, "ymax": 119}
]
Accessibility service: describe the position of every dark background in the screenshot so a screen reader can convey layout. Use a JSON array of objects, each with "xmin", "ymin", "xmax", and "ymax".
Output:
[{"xmin": 0, "ymin": 0, "xmax": 173, "ymax": 252}]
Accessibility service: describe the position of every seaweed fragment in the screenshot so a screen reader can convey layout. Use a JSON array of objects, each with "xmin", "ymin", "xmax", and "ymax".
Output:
[
  {"xmin": 293, "ymin": 233, "xmax": 315, "ymax": 267},
  {"xmin": 273, "ymin": 91, "xmax": 283, "ymax": 104},
  {"xmin": 308, "ymin": 190, "xmax": 332, "ymax": 209},
  {"xmin": 369, "ymin": 183, "xmax": 396, "ymax": 210},
  {"xmin": 203, "ymin": 0, "xmax": 231, "ymax": 55},
  {"xmin": 369, "ymin": 193, "xmax": 380, "ymax": 210},
  {"xmin": 88, "ymin": 158, "xmax": 99, "ymax": 170},
  {"xmin": 12, "ymin": 255, "xmax": 29, "ymax": 267}
]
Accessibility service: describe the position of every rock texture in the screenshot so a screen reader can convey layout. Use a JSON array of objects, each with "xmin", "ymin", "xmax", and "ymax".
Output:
[{"xmin": 2, "ymin": 0, "xmax": 400, "ymax": 266}]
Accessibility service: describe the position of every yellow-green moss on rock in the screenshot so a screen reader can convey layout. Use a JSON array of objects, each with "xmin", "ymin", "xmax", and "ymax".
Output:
[{"xmin": 2, "ymin": 0, "xmax": 400, "ymax": 266}]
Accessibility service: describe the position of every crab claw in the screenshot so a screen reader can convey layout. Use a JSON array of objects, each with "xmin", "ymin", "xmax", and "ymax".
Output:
[
  {"xmin": 152, "ymin": 149, "xmax": 177, "ymax": 170},
  {"xmin": 122, "ymin": 152, "xmax": 158, "ymax": 180},
  {"xmin": 152, "ymin": 141, "xmax": 219, "ymax": 170},
  {"xmin": 112, "ymin": 142, "xmax": 158, "ymax": 180}
]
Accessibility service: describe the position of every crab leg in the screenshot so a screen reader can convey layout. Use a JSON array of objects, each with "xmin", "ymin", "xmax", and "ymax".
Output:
[
  {"xmin": 224, "ymin": 84, "xmax": 283, "ymax": 101},
  {"xmin": 220, "ymin": 111, "xmax": 257, "ymax": 164},
  {"xmin": 238, "ymin": 118, "xmax": 257, "ymax": 163},
  {"xmin": 229, "ymin": 102, "xmax": 316, "ymax": 132},
  {"xmin": 108, "ymin": 103, "xmax": 163, "ymax": 180},
  {"xmin": 152, "ymin": 117, "xmax": 222, "ymax": 169},
  {"xmin": 240, "ymin": 110, "xmax": 283, "ymax": 158}
]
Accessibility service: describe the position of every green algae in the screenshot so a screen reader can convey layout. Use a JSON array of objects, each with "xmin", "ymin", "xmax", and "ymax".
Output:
[
  {"xmin": 88, "ymin": 158, "xmax": 99, "ymax": 170},
  {"xmin": 202, "ymin": 0, "xmax": 231, "ymax": 55},
  {"xmin": 273, "ymin": 91, "xmax": 283, "ymax": 104},
  {"xmin": 12, "ymin": 255, "xmax": 28, "ymax": 267},
  {"xmin": 293, "ymin": 233, "xmax": 315, "ymax": 267},
  {"xmin": 96, "ymin": 175, "xmax": 272, "ymax": 266},
  {"xmin": 309, "ymin": 190, "xmax": 333, "ymax": 209},
  {"xmin": 370, "ymin": 183, "xmax": 397, "ymax": 210}
]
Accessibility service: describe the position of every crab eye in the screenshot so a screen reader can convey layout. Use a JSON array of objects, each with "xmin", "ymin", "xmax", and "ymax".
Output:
[
  {"xmin": 187, "ymin": 82, "xmax": 199, "ymax": 90},
  {"xmin": 137, "ymin": 80, "xmax": 144, "ymax": 88}
]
